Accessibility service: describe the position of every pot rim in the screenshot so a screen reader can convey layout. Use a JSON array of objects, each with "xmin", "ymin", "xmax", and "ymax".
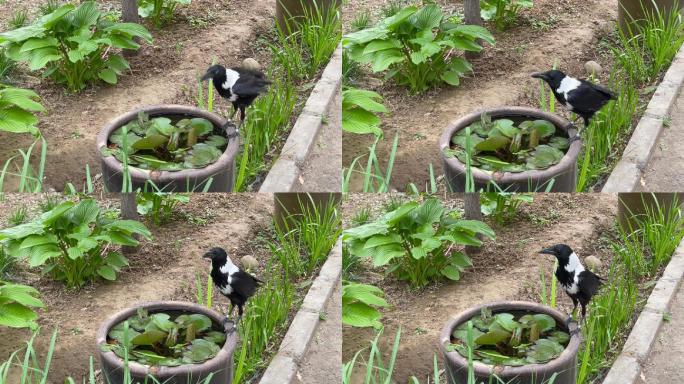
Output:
[
  {"xmin": 438, "ymin": 106, "xmax": 582, "ymax": 184},
  {"xmin": 96, "ymin": 300, "xmax": 237, "ymax": 378},
  {"xmin": 96, "ymin": 104, "xmax": 239, "ymax": 185},
  {"xmin": 439, "ymin": 300, "xmax": 581, "ymax": 376}
]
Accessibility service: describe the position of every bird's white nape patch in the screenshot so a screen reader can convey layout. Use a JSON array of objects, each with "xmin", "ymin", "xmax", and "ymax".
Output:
[
  {"xmin": 565, "ymin": 252, "xmax": 585, "ymax": 273},
  {"xmin": 557, "ymin": 76, "xmax": 581, "ymax": 97},
  {"xmin": 222, "ymin": 68, "xmax": 240, "ymax": 90},
  {"xmin": 219, "ymin": 261, "xmax": 239, "ymax": 276}
]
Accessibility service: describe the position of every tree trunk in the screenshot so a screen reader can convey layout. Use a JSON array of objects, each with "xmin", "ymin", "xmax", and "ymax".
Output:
[
  {"xmin": 120, "ymin": 193, "xmax": 139, "ymax": 255},
  {"xmin": 464, "ymin": 193, "xmax": 483, "ymax": 255},
  {"xmin": 464, "ymin": 0, "xmax": 483, "ymax": 61},
  {"xmin": 121, "ymin": 0, "xmax": 140, "ymax": 57}
]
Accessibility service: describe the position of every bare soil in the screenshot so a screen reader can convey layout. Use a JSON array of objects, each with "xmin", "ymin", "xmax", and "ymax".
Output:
[
  {"xmin": 0, "ymin": 0, "xmax": 285, "ymax": 192},
  {"xmin": 341, "ymin": 193, "xmax": 620, "ymax": 382},
  {"xmin": 0, "ymin": 193, "xmax": 276, "ymax": 382},
  {"xmin": 342, "ymin": 0, "xmax": 619, "ymax": 191}
]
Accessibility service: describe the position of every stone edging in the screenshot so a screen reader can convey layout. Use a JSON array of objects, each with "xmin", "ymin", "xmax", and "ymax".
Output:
[
  {"xmin": 602, "ymin": 43, "xmax": 684, "ymax": 192},
  {"xmin": 258, "ymin": 238, "xmax": 342, "ymax": 384},
  {"xmin": 259, "ymin": 45, "xmax": 342, "ymax": 193},
  {"xmin": 601, "ymin": 237, "xmax": 684, "ymax": 383}
]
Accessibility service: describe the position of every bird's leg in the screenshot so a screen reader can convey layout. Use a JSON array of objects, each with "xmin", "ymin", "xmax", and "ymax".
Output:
[{"xmin": 567, "ymin": 121, "xmax": 583, "ymax": 143}]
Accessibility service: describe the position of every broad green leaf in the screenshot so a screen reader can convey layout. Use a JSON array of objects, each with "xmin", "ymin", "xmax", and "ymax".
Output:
[
  {"xmin": 475, "ymin": 135, "xmax": 510, "ymax": 152},
  {"xmin": 342, "ymin": 302, "xmax": 382, "ymax": 328},
  {"xmin": 131, "ymin": 134, "xmax": 167, "ymax": 151},
  {"xmin": 474, "ymin": 329, "xmax": 510, "ymax": 345},
  {"xmin": 97, "ymin": 265, "xmax": 116, "ymax": 280},
  {"xmin": 131, "ymin": 329, "xmax": 167, "ymax": 346},
  {"xmin": 342, "ymin": 283, "xmax": 388, "ymax": 307},
  {"xmin": 98, "ymin": 68, "xmax": 118, "ymax": 84},
  {"xmin": 441, "ymin": 265, "xmax": 461, "ymax": 280},
  {"xmin": 441, "ymin": 71, "xmax": 461, "ymax": 86},
  {"xmin": 363, "ymin": 234, "xmax": 402, "ymax": 248},
  {"xmin": 0, "ymin": 302, "xmax": 38, "ymax": 328},
  {"xmin": 371, "ymin": 49, "xmax": 404, "ymax": 72}
]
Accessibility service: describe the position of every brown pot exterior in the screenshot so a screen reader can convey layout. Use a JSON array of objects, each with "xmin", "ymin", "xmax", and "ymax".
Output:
[
  {"xmin": 439, "ymin": 301, "xmax": 581, "ymax": 384},
  {"xmin": 96, "ymin": 105, "xmax": 238, "ymax": 193},
  {"xmin": 439, "ymin": 107, "xmax": 581, "ymax": 192},
  {"xmin": 96, "ymin": 301, "xmax": 237, "ymax": 384}
]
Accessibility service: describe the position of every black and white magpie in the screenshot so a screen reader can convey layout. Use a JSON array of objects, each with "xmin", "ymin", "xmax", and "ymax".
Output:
[
  {"xmin": 200, "ymin": 65, "xmax": 271, "ymax": 128},
  {"xmin": 532, "ymin": 70, "xmax": 616, "ymax": 138},
  {"xmin": 539, "ymin": 244, "xmax": 603, "ymax": 321},
  {"xmin": 203, "ymin": 247, "xmax": 262, "ymax": 329}
]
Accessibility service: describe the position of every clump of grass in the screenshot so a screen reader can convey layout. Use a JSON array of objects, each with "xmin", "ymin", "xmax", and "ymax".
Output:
[
  {"xmin": 39, "ymin": 0, "xmax": 61, "ymax": 16},
  {"xmin": 351, "ymin": 207, "xmax": 371, "ymax": 226},
  {"xmin": 0, "ymin": 138, "xmax": 47, "ymax": 193},
  {"xmin": 8, "ymin": 206, "xmax": 28, "ymax": 226},
  {"xmin": 8, "ymin": 9, "xmax": 28, "ymax": 30},
  {"xmin": 343, "ymin": 133, "xmax": 399, "ymax": 193},
  {"xmin": 39, "ymin": 196, "xmax": 61, "ymax": 213},
  {"xmin": 0, "ymin": 49, "xmax": 14, "ymax": 82},
  {"xmin": 351, "ymin": 10, "xmax": 370, "ymax": 31}
]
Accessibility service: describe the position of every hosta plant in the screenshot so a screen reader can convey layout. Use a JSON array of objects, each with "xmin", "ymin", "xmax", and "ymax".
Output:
[
  {"xmin": 0, "ymin": 281, "xmax": 44, "ymax": 329},
  {"xmin": 343, "ymin": 4, "xmax": 495, "ymax": 93},
  {"xmin": 342, "ymin": 88, "xmax": 387, "ymax": 137},
  {"xmin": 448, "ymin": 307, "xmax": 570, "ymax": 366},
  {"xmin": 0, "ymin": 198, "xmax": 153, "ymax": 288},
  {"xmin": 342, "ymin": 282, "xmax": 388, "ymax": 329},
  {"xmin": 0, "ymin": 1, "xmax": 153, "ymax": 92},
  {"xmin": 481, "ymin": 0, "xmax": 533, "ymax": 30},
  {"xmin": 446, "ymin": 113, "xmax": 570, "ymax": 172},
  {"xmin": 343, "ymin": 198, "xmax": 495, "ymax": 288},
  {"xmin": 139, "ymin": 0, "xmax": 191, "ymax": 28},
  {"xmin": 480, "ymin": 192, "xmax": 533, "ymax": 225},
  {"xmin": 102, "ymin": 113, "xmax": 228, "ymax": 171},
  {"xmin": 137, "ymin": 192, "xmax": 189, "ymax": 226},
  {"xmin": 0, "ymin": 85, "xmax": 44, "ymax": 137},
  {"xmin": 102, "ymin": 308, "xmax": 226, "ymax": 366}
]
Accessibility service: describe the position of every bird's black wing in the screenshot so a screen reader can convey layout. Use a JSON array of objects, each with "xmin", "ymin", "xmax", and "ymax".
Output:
[
  {"xmin": 231, "ymin": 270, "xmax": 261, "ymax": 299},
  {"xmin": 232, "ymin": 80, "xmax": 269, "ymax": 97},
  {"xmin": 566, "ymin": 85, "xmax": 614, "ymax": 114},
  {"xmin": 580, "ymin": 79, "xmax": 617, "ymax": 100},
  {"xmin": 577, "ymin": 270, "xmax": 603, "ymax": 297}
]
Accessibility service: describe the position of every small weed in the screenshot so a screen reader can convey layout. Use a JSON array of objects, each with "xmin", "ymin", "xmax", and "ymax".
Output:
[
  {"xmin": 39, "ymin": 0, "xmax": 61, "ymax": 16},
  {"xmin": 319, "ymin": 311, "xmax": 327, "ymax": 321},
  {"xmin": 663, "ymin": 115, "xmax": 672, "ymax": 127},
  {"xmin": 39, "ymin": 196, "xmax": 61, "ymax": 213},
  {"xmin": 663, "ymin": 311, "xmax": 672, "ymax": 322},
  {"xmin": 351, "ymin": 10, "xmax": 370, "ymax": 31},
  {"xmin": 8, "ymin": 206, "xmax": 28, "ymax": 226},
  {"xmin": 351, "ymin": 207, "xmax": 371, "ymax": 226},
  {"xmin": 8, "ymin": 9, "xmax": 28, "ymax": 30}
]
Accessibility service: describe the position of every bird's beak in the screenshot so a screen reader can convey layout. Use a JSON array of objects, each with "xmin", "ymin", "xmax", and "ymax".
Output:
[
  {"xmin": 531, "ymin": 72, "xmax": 548, "ymax": 80},
  {"xmin": 200, "ymin": 72, "xmax": 211, "ymax": 82},
  {"xmin": 538, "ymin": 247, "xmax": 555, "ymax": 255},
  {"xmin": 202, "ymin": 253, "xmax": 211, "ymax": 260}
]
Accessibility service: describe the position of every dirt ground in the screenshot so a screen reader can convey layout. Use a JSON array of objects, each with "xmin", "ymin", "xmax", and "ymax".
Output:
[
  {"xmin": 639, "ymin": 86, "xmax": 684, "ymax": 192},
  {"xmin": 0, "ymin": 0, "xmax": 296, "ymax": 192},
  {"xmin": 342, "ymin": 0, "xmax": 620, "ymax": 191},
  {"xmin": 341, "ymin": 193, "xmax": 620, "ymax": 382},
  {"xmin": 637, "ymin": 283, "xmax": 684, "ymax": 384},
  {"xmin": 0, "ymin": 193, "xmax": 278, "ymax": 382}
]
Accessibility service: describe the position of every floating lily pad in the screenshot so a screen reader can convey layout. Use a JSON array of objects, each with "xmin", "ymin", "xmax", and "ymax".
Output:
[
  {"xmin": 105, "ymin": 113, "xmax": 227, "ymax": 171},
  {"xmin": 449, "ymin": 113, "xmax": 569, "ymax": 173},
  {"xmin": 105, "ymin": 310, "xmax": 225, "ymax": 368},
  {"xmin": 448, "ymin": 309, "xmax": 570, "ymax": 367}
]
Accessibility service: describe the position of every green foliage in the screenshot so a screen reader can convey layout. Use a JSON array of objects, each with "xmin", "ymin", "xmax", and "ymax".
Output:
[
  {"xmin": 342, "ymin": 88, "xmax": 387, "ymax": 137},
  {"xmin": 194, "ymin": 271, "xmax": 212, "ymax": 309},
  {"xmin": 446, "ymin": 114, "xmax": 569, "ymax": 173},
  {"xmin": 136, "ymin": 192, "xmax": 189, "ymax": 226},
  {"xmin": 351, "ymin": 10, "xmax": 371, "ymax": 31},
  {"xmin": 480, "ymin": 192, "xmax": 533, "ymax": 225},
  {"xmin": 344, "ymin": 198, "xmax": 495, "ymax": 288},
  {"xmin": 480, "ymin": 0, "xmax": 533, "ymax": 30},
  {"xmin": 342, "ymin": 48, "xmax": 361, "ymax": 85},
  {"xmin": 0, "ymin": 49, "xmax": 15, "ymax": 82},
  {"xmin": 0, "ymin": 246, "xmax": 13, "ymax": 277},
  {"xmin": 271, "ymin": 195, "xmax": 342, "ymax": 277},
  {"xmin": 0, "ymin": 198, "xmax": 152, "ymax": 288},
  {"xmin": 102, "ymin": 113, "xmax": 227, "ymax": 171},
  {"xmin": 342, "ymin": 282, "xmax": 388, "ymax": 328},
  {"xmin": 344, "ymin": 4, "xmax": 494, "ymax": 92},
  {"xmin": 0, "ymin": 281, "xmax": 44, "ymax": 329},
  {"xmin": 342, "ymin": 327, "xmax": 401, "ymax": 384},
  {"xmin": 0, "ymin": 1, "xmax": 153, "ymax": 92},
  {"xmin": 448, "ymin": 308, "xmax": 569, "ymax": 366},
  {"xmin": 102, "ymin": 309, "xmax": 225, "ymax": 366},
  {"xmin": 343, "ymin": 133, "xmax": 399, "ymax": 193},
  {"xmin": 0, "ymin": 85, "xmax": 45, "ymax": 137},
  {"xmin": 138, "ymin": 0, "xmax": 191, "ymax": 28},
  {"xmin": 0, "ymin": 137, "xmax": 48, "ymax": 193}
]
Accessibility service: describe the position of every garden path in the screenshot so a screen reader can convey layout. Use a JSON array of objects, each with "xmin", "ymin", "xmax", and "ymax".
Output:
[
  {"xmin": 293, "ymin": 89, "xmax": 342, "ymax": 192},
  {"xmin": 636, "ymin": 282, "xmax": 684, "ymax": 384},
  {"xmin": 640, "ymin": 86, "xmax": 684, "ymax": 191}
]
